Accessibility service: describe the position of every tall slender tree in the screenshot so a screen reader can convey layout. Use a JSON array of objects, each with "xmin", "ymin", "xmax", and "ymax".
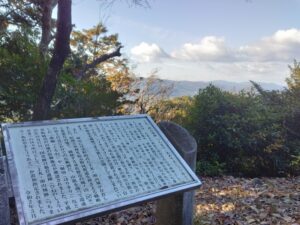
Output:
[
  {"xmin": 31, "ymin": 0, "xmax": 134, "ymax": 120},
  {"xmin": 32, "ymin": 0, "xmax": 72, "ymax": 120}
]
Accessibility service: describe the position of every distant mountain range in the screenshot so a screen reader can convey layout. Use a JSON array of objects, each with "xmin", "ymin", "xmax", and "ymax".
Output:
[{"xmin": 163, "ymin": 80, "xmax": 285, "ymax": 97}]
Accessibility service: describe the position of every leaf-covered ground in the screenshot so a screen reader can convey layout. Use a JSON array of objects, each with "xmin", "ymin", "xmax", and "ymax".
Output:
[
  {"xmin": 10, "ymin": 176, "xmax": 300, "ymax": 225},
  {"xmin": 195, "ymin": 176, "xmax": 300, "ymax": 225},
  {"xmin": 76, "ymin": 176, "xmax": 300, "ymax": 225},
  {"xmin": 76, "ymin": 203, "xmax": 156, "ymax": 225}
]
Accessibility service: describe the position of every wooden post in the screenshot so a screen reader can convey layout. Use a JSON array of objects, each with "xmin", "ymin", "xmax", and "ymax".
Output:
[
  {"xmin": 0, "ymin": 156, "xmax": 11, "ymax": 225},
  {"xmin": 156, "ymin": 121, "xmax": 197, "ymax": 225}
]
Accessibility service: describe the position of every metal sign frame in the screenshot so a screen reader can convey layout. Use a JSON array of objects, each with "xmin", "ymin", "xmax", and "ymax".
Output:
[{"xmin": 1, "ymin": 114, "xmax": 201, "ymax": 225}]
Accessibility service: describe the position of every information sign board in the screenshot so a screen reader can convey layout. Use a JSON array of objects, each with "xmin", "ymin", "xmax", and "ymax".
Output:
[{"xmin": 2, "ymin": 115, "xmax": 201, "ymax": 225}]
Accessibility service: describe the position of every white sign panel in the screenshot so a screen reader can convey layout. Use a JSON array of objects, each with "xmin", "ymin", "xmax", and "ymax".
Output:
[{"xmin": 2, "ymin": 115, "xmax": 201, "ymax": 225}]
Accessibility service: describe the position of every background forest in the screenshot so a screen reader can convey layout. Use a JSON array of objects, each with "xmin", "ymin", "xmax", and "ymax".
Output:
[{"xmin": 0, "ymin": 0, "xmax": 299, "ymax": 178}]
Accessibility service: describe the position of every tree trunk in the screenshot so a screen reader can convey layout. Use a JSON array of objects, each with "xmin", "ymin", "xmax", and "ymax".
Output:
[
  {"xmin": 39, "ymin": 0, "xmax": 58, "ymax": 58},
  {"xmin": 32, "ymin": 0, "xmax": 72, "ymax": 121}
]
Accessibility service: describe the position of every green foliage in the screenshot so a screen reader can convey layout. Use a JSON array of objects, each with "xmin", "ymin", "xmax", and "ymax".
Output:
[
  {"xmin": 70, "ymin": 24, "xmax": 125, "ymax": 78},
  {"xmin": 52, "ymin": 24, "xmax": 130, "ymax": 118},
  {"xmin": 0, "ymin": 25, "xmax": 129, "ymax": 121},
  {"xmin": 196, "ymin": 159, "xmax": 225, "ymax": 177},
  {"xmin": 0, "ymin": 29, "xmax": 47, "ymax": 121},
  {"xmin": 149, "ymin": 96, "xmax": 193, "ymax": 124},
  {"xmin": 286, "ymin": 60, "xmax": 300, "ymax": 92},
  {"xmin": 252, "ymin": 62, "xmax": 300, "ymax": 176},
  {"xmin": 71, "ymin": 24, "xmax": 120, "ymax": 58},
  {"xmin": 187, "ymin": 85, "xmax": 293, "ymax": 177},
  {"xmin": 52, "ymin": 74, "xmax": 122, "ymax": 118},
  {"xmin": 0, "ymin": 0, "xmax": 42, "ymax": 32},
  {"xmin": 290, "ymin": 153, "xmax": 300, "ymax": 175},
  {"xmin": 147, "ymin": 79, "xmax": 299, "ymax": 177}
]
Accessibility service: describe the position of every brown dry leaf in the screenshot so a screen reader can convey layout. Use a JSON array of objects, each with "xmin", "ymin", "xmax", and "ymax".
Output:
[
  {"xmin": 246, "ymin": 218, "xmax": 256, "ymax": 224},
  {"xmin": 282, "ymin": 215, "xmax": 294, "ymax": 223},
  {"xmin": 248, "ymin": 205, "xmax": 259, "ymax": 213},
  {"xmin": 195, "ymin": 176, "xmax": 300, "ymax": 225}
]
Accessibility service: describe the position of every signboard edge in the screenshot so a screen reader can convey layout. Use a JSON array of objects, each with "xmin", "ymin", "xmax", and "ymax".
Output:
[
  {"xmin": 144, "ymin": 115, "xmax": 202, "ymax": 186},
  {"xmin": 1, "ymin": 124, "xmax": 28, "ymax": 225}
]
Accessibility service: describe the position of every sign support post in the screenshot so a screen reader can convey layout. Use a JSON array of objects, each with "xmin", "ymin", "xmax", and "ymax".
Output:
[
  {"xmin": 156, "ymin": 121, "xmax": 197, "ymax": 225},
  {"xmin": 0, "ymin": 156, "xmax": 10, "ymax": 225}
]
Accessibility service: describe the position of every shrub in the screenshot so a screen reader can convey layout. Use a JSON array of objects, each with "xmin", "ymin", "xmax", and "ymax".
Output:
[
  {"xmin": 196, "ymin": 159, "xmax": 225, "ymax": 177},
  {"xmin": 186, "ymin": 85, "xmax": 294, "ymax": 177}
]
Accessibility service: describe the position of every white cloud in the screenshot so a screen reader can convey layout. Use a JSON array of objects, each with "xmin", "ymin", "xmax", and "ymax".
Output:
[
  {"xmin": 170, "ymin": 29, "xmax": 300, "ymax": 62},
  {"xmin": 272, "ymin": 29, "xmax": 300, "ymax": 43},
  {"xmin": 171, "ymin": 36, "xmax": 234, "ymax": 62},
  {"xmin": 130, "ymin": 29, "xmax": 300, "ymax": 84},
  {"xmin": 238, "ymin": 28, "xmax": 300, "ymax": 61},
  {"xmin": 130, "ymin": 42, "xmax": 169, "ymax": 63}
]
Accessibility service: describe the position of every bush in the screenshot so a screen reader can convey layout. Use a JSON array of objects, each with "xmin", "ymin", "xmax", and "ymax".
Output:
[
  {"xmin": 186, "ymin": 85, "xmax": 294, "ymax": 177},
  {"xmin": 196, "ymin": 159, "xmax": 225, "ymax": 177}
]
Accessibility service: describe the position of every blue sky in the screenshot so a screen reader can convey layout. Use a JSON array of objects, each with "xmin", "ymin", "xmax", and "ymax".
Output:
[{"xmin": 71, "ymin": 0, "xmax": 300, "ymax": 84}]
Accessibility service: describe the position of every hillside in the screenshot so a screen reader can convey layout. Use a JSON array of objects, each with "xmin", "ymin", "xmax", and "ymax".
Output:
[{"xmin": 162, "ymin": 80, "xmax": 285, "ymax": 97}]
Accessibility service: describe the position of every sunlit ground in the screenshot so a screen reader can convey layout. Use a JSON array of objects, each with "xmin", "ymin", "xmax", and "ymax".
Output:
[
  {"xmin": 194, "ymin": 176, "xmax": 300, "ymax": 225},
  {"xmin": 9, "ymin": 176, "xmax": 299, "ymax": 225}
]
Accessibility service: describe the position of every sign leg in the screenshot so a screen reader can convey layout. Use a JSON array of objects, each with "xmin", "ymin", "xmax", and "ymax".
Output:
[
  {"xmin": 0, "ymin": 157, "xmax": 11, "ymax": 225},
  {"xmin": 156, "ymin": 121, "xmax": 197, "ymax": 225}
]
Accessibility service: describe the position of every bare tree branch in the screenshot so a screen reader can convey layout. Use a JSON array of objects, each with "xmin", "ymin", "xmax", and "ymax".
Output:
[
  {"xmin": 99, "ymin": 0, "xmax": 150, "ymax": 9},
  {"xmin": 127, "ymin": 71, "xmax": 174, "ymax": 114},
  {"xmin": 75, "ymin": 45, "xmax": 122, "ymax": 80}
]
